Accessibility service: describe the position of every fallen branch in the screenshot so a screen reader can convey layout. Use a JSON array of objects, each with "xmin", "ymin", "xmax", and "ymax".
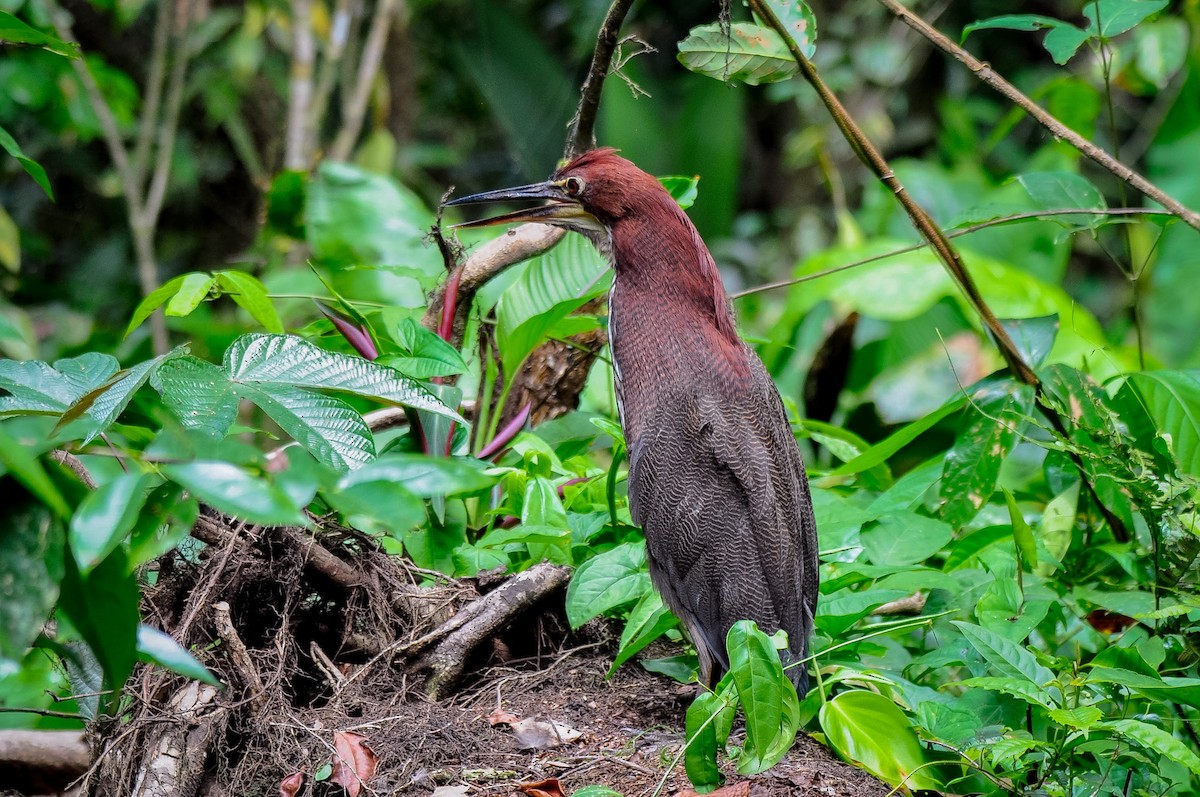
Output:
[
  {"xmin": 130, "ymin": 681, "xmax": 225, "ymax": 797},
  {"xmin": 0, "ymin": 729, "xmax": 90, "ymax": 794},
  {"xmin": 410, "ymin": 562, "xmax": 571, "ymax": 699}
]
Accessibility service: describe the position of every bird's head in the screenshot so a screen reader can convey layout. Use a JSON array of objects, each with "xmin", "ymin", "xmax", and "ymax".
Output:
[{"xmin": 445, "ymin": 148, "xmax": 673, "ymax": 236}]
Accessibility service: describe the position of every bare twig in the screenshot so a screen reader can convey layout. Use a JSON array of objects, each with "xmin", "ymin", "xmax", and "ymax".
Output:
[
  {"xmin": 285, "ymin": 0, "xmax": 316, "ymax": 170},
  {"xmin": 131, "ymin": 0, "xmax": 171, "ymax": 182},
  {"xmin": 331, "ymin": 0, "xmax": 400, "ymax": 160},
  {"xmin": 50, "ymin": 449, "xmax": 98, "ymax": 489},
  {"xmin": 565, "ymin": 0, "xmax": 637, "ymax": 159},
  {"xmin": 212, "ymin": 601, "xmax": 264, "ymax": 711},
  {"xmin": 877, "ymin": 0, "xmax": 1200, "ymax": 232},
  {"xmin": 749, "ymin": 0, "xmax": 1035, "ymax": 386},
  {"xmin": 308, "ymin": 0, "xmax": 355, "ymax": 152},
  {"xmin": 750, "ymin": 0, "xmax": 1131, "ymax": 542}
]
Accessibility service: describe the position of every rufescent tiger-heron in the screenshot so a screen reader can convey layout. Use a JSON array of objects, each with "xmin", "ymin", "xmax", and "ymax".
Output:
[{"xmin": 447, "ymin": 149, "xmax": 818, "ymax": 690}]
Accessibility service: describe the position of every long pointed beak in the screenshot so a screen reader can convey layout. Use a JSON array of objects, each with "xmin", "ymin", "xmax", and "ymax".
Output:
[{"xmin": 444, "ymin": 182, "xmax": 595, "ymax": 229}]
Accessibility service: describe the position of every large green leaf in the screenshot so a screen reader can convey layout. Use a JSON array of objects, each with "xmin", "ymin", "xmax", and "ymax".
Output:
[
  {"xmin": 215, "ymin": 270, "xmax": 284, "ymax": 333},
  {"xmin": 162, "ymin": 461, "xmax": 309, "ymax": 526},
  {"xmin": 610, "ymin": 590, "xmax": 675, "ymax": 673},
  {"xmin": 235, "ymin": 383, "xmax": 374, "ymax": 471},
  {"xmin": 677, "ymin": 23, "xmax": 799, "ymax": 86},
  {"xmin": 1102, "ymin": 718, "xmax": 1200, "ymax": 776},
  {"xmin": 58, "ymin": 549, "xmax": 139, "ymax": 704},
  {"xmin": 58, "ymin": 348, "xmax": 187, "ymax": 444},
  {"xmin": 0, "ymin": 504, "xmax": 64, "ymax": 670},
  {"xmin": 861, "ymin": 511, "xmax": 953, "ymax": 566},
  {"xmin": 69, "ymin": 472, "xmax": 151, "ymax": 574},
  {"xmin": 565, "ymin": 542, "xmax": 650, "ymax": 628},
  {"xmin": 339, "ymin": 454, "xmax": 496, "ymax": 497},
  {"xmin": 819, "ymin": 690, "xmax": 937, "ymax": 789},
  {"xmin": 938, "ymin": 383, "xmax": 1032, "ymax": 528},
  {"xmin": 496, "ymin": 234, "xmax": 608, "ymax": 376},
  {"xmin": 953, "ymin": 621, "xmax": 1057, "ymax": 690},
  {"xmin": 0, "ymin": 353, "xmax": 118, "ymax": 415},
  {"xmin": 1126, "ymin": 371, "xmax": 1200, "ymax": 476},
  {"xmin": 136, "ymin": 626, "xmax": 220, "ymax": 686},
  {"xmin": 684, "ymin": 680, "xmax": 736, "ymax": 791},
  {"xmin": 154, "ymin": 357, "xmax": 239, "ymax": 438},
  {"xmin": 727, "ymin": 621, "xmax": 801, "ymax": 775}
]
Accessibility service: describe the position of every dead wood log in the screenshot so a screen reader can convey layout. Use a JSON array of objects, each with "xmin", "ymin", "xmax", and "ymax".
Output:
[
  {"xmin": 0, "ymin": 729, "xmax": 90, "ymax": 794},
  {"xmin": 407, "ymin": 562, "xmax": 571, "ymax": 699},
  {"xmin": 130, "ymin": 682, "xmax": 225, "ymax": 797}
]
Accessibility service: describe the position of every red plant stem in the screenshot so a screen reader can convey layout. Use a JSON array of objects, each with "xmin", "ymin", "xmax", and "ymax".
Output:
[{"xmin": 438, "ymin": 265, "xmax": 463, "ymax": 342}]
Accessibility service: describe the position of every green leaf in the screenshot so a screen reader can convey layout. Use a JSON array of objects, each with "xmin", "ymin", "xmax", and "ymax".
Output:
[
  {"xmin": 1002, "ymin": 315, "xmax": 1058, "ymax": 368},
  {"xmin": 1083, "ymin": 0, "xmax": 1168, "ymax": 39},
  {"xmin": 1004, "ymin": 489, "xmax": 1038, "ymax": 570},
  {"xmin": 496, "ymin": 235, "xmax": 608, "ymax": 376},
  {"xmin": 387, "ymin": 317, "xmax": 467, "ymax": 378},
  {"xmin": 0, "ymin": 426, "xmax": 71, "ymax": 518},
  {"xmin": 236, "ymin": 383, "xmax": 375, "ymax": 471},
  {"xmin": 610, "ymin": 590, "xmax": 676, "ymax": 673},
  {"xmin": 860, "ymin": 512, "xmax": 953, "ymax": 566},
  {"xmin": 125, "ymin": 274, "xmax": 192, "ymax": 337},
  {"xmin": 1101, "ymin": 718, "xmax": 1200, "ymax": 775},
  {"xmin": 1126, "ymin": 371, "xmax": 1200, "ymax": 477},
  {"xmin": 136, "ymin": 625, "xmax": 221, "ymax": 686},
  {"xmin": 963, "ymin": 14, "xmax": 1069, "ymax": 40},
  {"xmin": 958, "ymin": 675, "xmax": 1056, "ymax": 708},
  {"xmin": 1036, "ymin": 481, "xmax": 1078, "ymax": 572},
  {"xmin": 1048, "ymin": 705, "xmax": 1103, "ymax": 730},
  {"xmin": 565, "ymin": 542, "xmax": 650, "ymax": 628},
  {"xmin": 684, "ymin": 677, "xmax": 737, "ymax": 791},
  {"xmin": 938, "ymin": 383, "xmax": 1031, "ymax": 528},
  {"xmin": 819, "ymin": 690, "xmax": 936, "ymax": 789},
  {"xmin": 0, "ymin": 124, "xmax": 54, "ymax": 199},
  {"xmin": 58, "ymin": 548, "xmax": 139, "ymax": 704},
  {"xmin": 727, "ymin": 621, "xmax": 800, "ymax": 775},
  {"xmin": 658, "ymin": 175, "xmax": 700, "ymax": 209},
  {"xmin": 325, "ymin": 480, "xmax": 425, "ymax": 537},
  {"xmin": 753, "ymin": 0, "xmax": 818, "ymax": 56},
  {"xmin": 570, "ymin": 788, "xmax": 624, "ymax": 797},
  {"xmin": 339, "ymin": 454, "xmax": 496, "ymax": 497},
  {"xmin": 0, "ymin": 353, "xmax": 119, "ymax": 416},
  {"xmin": 677, "ymin": 23, "xmax": 799, "ymax": 86},
  {"xmin": 306, "ymin": 161, "xmax": 440, "ymax": 278},
  {"xmin": 161, "ymin": 461, "xmax": 308, "ymax": 526},
  {"xmin": 60, "ymin": 348, "xmax": 186, "ymax": 444},
  {"xmin": 0, "ymin": 504, "xmax": 65, "ymax": 668},
  {"xmin": 952, "ymin": 621, "xmax": 1057, "ymax": 690},
  {"xmin": 225, "ymin": 334, "xmax": 460, "ymax": 422},
  {"xmin": 0, "ymin": 11, "xmax": 80, "ymax": 58},
  {"xmin": 215, "ymin": 271, "xmax": 284, "ymax": 333},
  {"xmin": 1016, "ymin": 172, "xmax": 1107, "ymax": 229},
  {"xmin": 127, "ymin": 484, "xmax": 199, "ymax": 568},
  {"xmin": 164, "ymin": 273, "xmax": 215, "ymax": 317},
  {"xmin": 154, "ymin": 357, "xmax": 239, "ymax": 438},
  {"xmin": 69, "ymin": 472, "xmax": 151, "ymax": 574}
]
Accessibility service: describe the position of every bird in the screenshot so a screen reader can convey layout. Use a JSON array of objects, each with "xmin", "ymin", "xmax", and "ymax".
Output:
[{"xmin": 447, "ymin": 149, "xmax": 818, "ymax": 691}]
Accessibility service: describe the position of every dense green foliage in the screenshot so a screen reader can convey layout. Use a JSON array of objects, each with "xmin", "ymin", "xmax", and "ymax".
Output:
[{"xmin": 2, "ymin": 0, "xmax": 1199, "ymax": 794}]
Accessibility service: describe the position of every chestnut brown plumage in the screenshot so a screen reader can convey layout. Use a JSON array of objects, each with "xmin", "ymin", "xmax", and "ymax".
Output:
[{"xmin": 447, "ymin": 149, "xmax": 818, "ymax": 690}]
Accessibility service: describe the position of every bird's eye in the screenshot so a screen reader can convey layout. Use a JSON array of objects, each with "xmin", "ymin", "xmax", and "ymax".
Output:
[{"xmin": 564, "ymin": 176, "xmax": 585, "ymax": 196}]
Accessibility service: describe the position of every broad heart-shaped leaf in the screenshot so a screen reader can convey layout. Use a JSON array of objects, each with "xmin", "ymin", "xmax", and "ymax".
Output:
[
  {"xmin": 677, "ymin": 23, "xmax": 799, "ymax": 86},
  {"xmin": 224, "ymin": 334, "xmax": 460, "ymax": 422},
  {"xmin": 306, "ymin": 161, "xmax": 440, "ymax": 278},
  {"xmin": 938, "ymin": 382, "xmax": 1033, "ymax": 528},
  {"xmin": 819, "ymin": 691, "xmax": 937, "ymax": 790},
  {"xmin": 860, "ymin": 511, "xmax": 953, "ymax": 566},
  {"xmin": 136, "ymin": 625, "xmax": 221, "ymax": 686},
  {"xmin": 161, "ymin": 461, "xmax": 309, "ymax": 526},
  {"xmin": 0, "ymin": 352, "xmax": 118, "ymax": 415},
  {"xmin": 0, "ymin": 504, "xmax": 65, "ymax": 669},
  {"xmin": 565, "ymin": 541, "xmax": 650, "ymax": 628},
  {"xmin": 154, "ymin": 356, "xmax": 239, "ymax": 438},
  {"xmin": 1083, "ymin": 0, "xmax": 1169, "ymax": 38},
  {"xmin": 952, "ymin": 621, "xmax": 1058, "ymax": 694},
  {"xmin": 727, "ymin": 621, "xmax": 801, "ymax": 775},
  {"xmin": 496, "ymin": 234, "xmax": 608, "ymax": 376},
  {"xmin": 69, "ymin": 472, "xmax": 151, "ymax": 574},
  {"xmin": 387, "ymin": 317, "xmax": 467, "ymax": 378},
  {"xmin": 961, "ymin": 14, "xmax": 1090, "ymax": 64},
  {"xmin": 1125, "ymin": 371, "xmax": 1200, "ymax": 477},
  {"xmin": 1102, "ymin": 718, "xmax": 1200, "ymax": 776},
  {"xmin": 235, "ymin": 383, "xmax": 375, "ymax": 471}
]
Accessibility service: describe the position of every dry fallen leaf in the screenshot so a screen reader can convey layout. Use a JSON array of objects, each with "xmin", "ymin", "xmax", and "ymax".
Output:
[
  {"xmin": 279, "ymin": 769, "xmax": 306, "ymax": 797},
  {"xmin": 431, "ymin": 786, "xmax": 470, "ymax": 797},
  {"xmin": 330, "ymin": 731, "xmax": 379, "ymax": 797},
  {"xmin": 510, "ymin": 717, "xmax": 582, "ymax": 750},
  {"xmin": 517, "ymin": 777, "xmax": 567, "ymax": 797},
  {"xmin": 486, "ymin": 707, "xmax": 520, "ymax": 726}
]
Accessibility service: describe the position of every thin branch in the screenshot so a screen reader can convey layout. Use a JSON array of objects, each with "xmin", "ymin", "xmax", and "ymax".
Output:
[
  {"xmin": 749, "ymin": 0, "xmax": 1034, "ymax": 385},
  {"xmin": 749, "ymin": 0, "xmax": 1131, "ymax": 542},
  {"xmin": 564, "ymin": 0, "xmax": 637, "ymax": 159},
  {"xmin": 285, "ymin": 0, "xmax": 317, "ymax": 170},
  {"xmin": 50, "ymin": 450, "xmax": 98, "ymax": 490},
  {"xmin": 877, "ymin": 0, "xmax": 1200, "ymax": 233},
  {"xmin": 331, "ymin": 0, "xmax": 399, "ymax": 160},
  {"xmin": 732, "ymin": 207, "xmax": 1174, "ymax": 298},
  {"xmin": 307, "ymin": 0, "xmax": 355, "ymax": 155},
  {"xmin": 130, "ymin": 0, "xmax": 172, "ymax": 183},
  {"xmin": 141, "ymin": 0, "xmax": 195, "ymax": 229}
]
